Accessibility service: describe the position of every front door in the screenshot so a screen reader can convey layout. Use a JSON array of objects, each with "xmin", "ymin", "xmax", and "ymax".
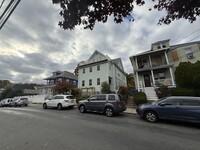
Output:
[{"xmin": 144, "ymin": 74, "xmax": 151, "ymax": 87}]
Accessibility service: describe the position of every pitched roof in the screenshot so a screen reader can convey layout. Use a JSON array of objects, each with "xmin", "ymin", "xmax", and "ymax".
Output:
[{"xmin": 44, "ymin": 71, "xmax": 78, "ymax": 80}]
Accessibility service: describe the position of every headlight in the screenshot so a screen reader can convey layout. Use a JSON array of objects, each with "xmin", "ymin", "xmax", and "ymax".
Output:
[{"xmin": 140, "ymin": 105, "xmax": 146, "ymax": 109}]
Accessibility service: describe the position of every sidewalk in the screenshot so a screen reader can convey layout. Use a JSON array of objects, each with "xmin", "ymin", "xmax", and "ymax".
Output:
[{"xmin": 124, "ymin": 107, "xmax": 137, "ymax": 115}]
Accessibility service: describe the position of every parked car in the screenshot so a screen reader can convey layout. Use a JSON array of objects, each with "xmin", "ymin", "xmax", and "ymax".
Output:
[
  {"xmin": 136, "ymin": 96, "xmax": 200, "ymax": 123},
  {"xmin": 43, "ymin": 94, "xmax": 76, "ymax": 110},
  {"xmin": 0, "ymin": 98, "xmax": 13, "ymax": 107},
  {"xmin": 9, "ymin": 97, "xmax": 29, "ymax": 107},
  {"xmin": 78, "ymin": 94, "xmax": 126, "ymax": 117}
]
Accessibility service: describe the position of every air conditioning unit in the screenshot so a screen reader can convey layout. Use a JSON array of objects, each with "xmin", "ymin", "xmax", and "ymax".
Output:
[{"xmin": 187, "ymin": 53, "xmax": 194, "ymax": 59}]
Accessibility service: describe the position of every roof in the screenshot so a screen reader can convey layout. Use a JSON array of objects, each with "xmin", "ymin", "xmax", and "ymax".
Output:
[
  {"xmin": 130, "ymin": 40, "xmax": 200, "ymax": 58},
  {"xmin": 44, "ymin": 71, "xmax": 78, "ymax": 80},
  {"xmin": 170, "ymin": 40, "xmax": 200, "ymax": 51}
]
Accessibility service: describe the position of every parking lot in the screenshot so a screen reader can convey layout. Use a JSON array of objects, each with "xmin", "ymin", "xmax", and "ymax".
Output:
[{"xmin": 0, "ymin": 104, "xmax": 200, "ymax": 150}]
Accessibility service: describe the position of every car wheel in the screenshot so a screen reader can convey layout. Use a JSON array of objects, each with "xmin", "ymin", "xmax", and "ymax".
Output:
[
  {"xmin": 144, "ymin": 111, "xmax": 158, "ymax": 123},
  {"xmin": 57, "ymin": 104, "xmax": 62, "ymax": 110},
  {"xmin": 79, "ymin": 105, "xmax": 86, "ymax": 113},
  {"xmin": 43, "ymin": 103, "xmax": 47, "ymax": 109},
  {"xmin": 105, "ymin": 107, "xmax": 114, "ymax": 117}
]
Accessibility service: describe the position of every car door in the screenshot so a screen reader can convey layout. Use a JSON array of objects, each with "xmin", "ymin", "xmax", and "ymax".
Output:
[
  {"xmin": 157, "ymin": 98, "xmax": 182, "ymax": 120},
  {"xmin": 178, "ymin": 99, "xmax": 200, "ymax": 122},
  {"xmin": 96, "ymin": 95, "xmax": 106, "ymax": 112},
  {"xmin": 87, "ymin": 95, "xmax": 97, "ymax": 111},
  {"xmin": 47, "ymin": 96, "xmax": 57, "ymax": 107}
]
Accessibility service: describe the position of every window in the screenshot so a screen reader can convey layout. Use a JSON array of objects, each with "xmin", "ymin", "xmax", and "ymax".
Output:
[
  {"xmin": 90, "ymin": 67, "xmax": 92, "ymax": 72},
  {"xmin": 55, "ymin": 96, "xmax": 64, "ymax": 99},
  {"xmin": 108, "ymin": 95, "xmax": 116, "ymax": 101},
  {"xmin": 89, "ymin": 95, "xmax": 97, "ymax": 101},
  {"xmin": 66, "ymin": 96, "xmax": 75, "ymax": 99},
  {"xmin": 158, "ymin": 73, "xmax": 165, "ymax": 79},
  {"xmin": 97, "ymin": 78, "xmax": 100, "ymax": 85},
  {"xmin": 89, "ymin": 79, "xmax": 92, "ymax": 86},
  {"xmin": 82, "ymin": 80, "xmax": 85, "ymax": 86},
  {"xmin": 97, "ymin": 65, "xmax": 100, "ymax": 71},
  {"xmin": 182, "ymin": 99, "xmax": 200, "ymax": 106},
  {"xmin": 97, "ymin": 95, "xmax": 106, "ymax": 101},
  {"xmin": 160, "ymin": 98, "xmax": 181, "ymax": 105},
  {"xmin": 83, "ymin": 69, "xmax": 85, "ymax": 73}
]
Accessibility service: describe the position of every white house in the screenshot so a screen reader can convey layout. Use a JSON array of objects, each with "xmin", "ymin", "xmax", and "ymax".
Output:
[{"xmin": 78, "ymin": 50, "xmax": 127, "ymax": 95}]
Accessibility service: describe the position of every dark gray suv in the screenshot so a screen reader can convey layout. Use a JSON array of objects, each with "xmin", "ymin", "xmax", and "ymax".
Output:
[{"xmin": 78, "ymin": 94, "xmax": 126, "ymax": 117}]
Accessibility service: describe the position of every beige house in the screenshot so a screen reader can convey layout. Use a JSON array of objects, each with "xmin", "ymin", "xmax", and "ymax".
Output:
[{"xmin": 129, "ymin": 39, "xmax": 200, "ymax": 101}]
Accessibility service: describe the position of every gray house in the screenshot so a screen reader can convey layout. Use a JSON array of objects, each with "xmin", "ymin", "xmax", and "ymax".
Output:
[{"xmin": 129, "ymin": 39, "xmax": 200, "ymax": 101}]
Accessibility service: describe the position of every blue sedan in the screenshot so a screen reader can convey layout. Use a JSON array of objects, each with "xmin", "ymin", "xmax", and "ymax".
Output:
[{"xmin": 136, "ymin": 96, "xmax": 200, "ymax": 123}]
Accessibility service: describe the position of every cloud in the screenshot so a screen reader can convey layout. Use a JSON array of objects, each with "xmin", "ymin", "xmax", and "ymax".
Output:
[{"xmin": 0, "ymin": 0, "xmax": 200, "ymax": 83}]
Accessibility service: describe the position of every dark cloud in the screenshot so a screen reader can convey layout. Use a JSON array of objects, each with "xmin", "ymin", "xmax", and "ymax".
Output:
[{"xmin": 0, "ymin": 0, "xmax": 200, "ymax": 83}]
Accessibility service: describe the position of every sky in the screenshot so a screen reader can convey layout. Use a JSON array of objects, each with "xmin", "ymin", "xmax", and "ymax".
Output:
[{"xmin": 0, "ymin": 0, "xmax": 200, "ymax": 84}]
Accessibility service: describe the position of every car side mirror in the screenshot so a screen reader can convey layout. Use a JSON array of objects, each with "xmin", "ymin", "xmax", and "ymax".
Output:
[{"xmin": 88, "ymin": 99, "xmax": 90, "ymax": 102}]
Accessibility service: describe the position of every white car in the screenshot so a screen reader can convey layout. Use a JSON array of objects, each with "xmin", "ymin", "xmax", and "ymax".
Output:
[
  {"xmin": 0, "ymin": 98, "xmax": 13, "ymax": 107},
  {"xmin": 43, "ymin": 94, "xmax": 76, "ymax": 110}
]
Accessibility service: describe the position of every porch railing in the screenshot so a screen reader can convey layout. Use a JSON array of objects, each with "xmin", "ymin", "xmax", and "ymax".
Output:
[{"xmin": 154, "ymin": 78, "xmax": 172, "ymax": 86}]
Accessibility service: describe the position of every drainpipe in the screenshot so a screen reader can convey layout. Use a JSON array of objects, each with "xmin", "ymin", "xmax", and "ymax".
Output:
[
  {"xmin": 169, "ymin": 67, "xmax": 176, "ymax": 86},
  {"xmin": 164, "ymin": 51, "xmax": 169, "ymax": 65}
]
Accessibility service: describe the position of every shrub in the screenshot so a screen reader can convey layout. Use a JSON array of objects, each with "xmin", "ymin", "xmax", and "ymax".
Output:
[
  {"xmin": 118, "ymin": 86, "xmax": 129, "ymax": 102},
  {"xmin": 170, "ymin": 87, "xmax": 195, "ymax": 96},
  {"xmin": 133, "ymin": 92, "xmax": 147, "ymax": 106},
  {"xmin": 101, "ymin": 81, "xmax": 110, "ymax": 94},
  {"xmin": 155, "ymin": 84, "xmax": 169, "ymax": 98},
  {"xmin": 76, "ymin": 95, "xmax": 90, "ymax": 103},
  {"xmin": 71, "ymin": 88, "xmax": 82, "ymax": 103}
]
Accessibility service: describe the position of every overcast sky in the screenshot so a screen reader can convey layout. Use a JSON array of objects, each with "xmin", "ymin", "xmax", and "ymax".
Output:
[{"xmin": 0, "ymin": 0, "xmax": 200, "ymax": 84}]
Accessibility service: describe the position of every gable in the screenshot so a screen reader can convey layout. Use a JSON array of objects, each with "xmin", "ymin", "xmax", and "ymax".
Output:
[{"xmin": 88, "ymin": 50, "xmax": 109, "ymax": 63}]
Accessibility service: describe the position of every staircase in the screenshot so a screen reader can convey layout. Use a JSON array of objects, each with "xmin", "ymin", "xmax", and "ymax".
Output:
[
  {"xmin": 144, "ymin": 87, "xmax": 158, "ymax": 101},
  {"xmin": 126, "ymin": 96, "xmax": 135, "ymax": 108}
]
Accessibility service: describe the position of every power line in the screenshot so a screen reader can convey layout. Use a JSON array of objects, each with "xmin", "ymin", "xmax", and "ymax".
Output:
[
  {"xmin": 0, "ymin": 0, "xmax": 6, "ymax": 9},
  {"xmin": 172, "ymin": 27, "xmax": 200, "ymax": 44},
  {"xmin": 0, "ymin": 0, "xmax": 21, "ymax": 30}
]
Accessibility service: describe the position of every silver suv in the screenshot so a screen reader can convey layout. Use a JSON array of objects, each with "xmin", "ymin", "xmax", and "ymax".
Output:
[{"xmin": 78, "ymin": 94, "xmax": 126, "ymax": 117}]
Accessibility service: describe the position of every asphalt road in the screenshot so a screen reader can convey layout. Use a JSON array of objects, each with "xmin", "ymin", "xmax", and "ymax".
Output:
[{"xmin": 0, "ymin": 105, "xmax": 200, "ymax": 150}]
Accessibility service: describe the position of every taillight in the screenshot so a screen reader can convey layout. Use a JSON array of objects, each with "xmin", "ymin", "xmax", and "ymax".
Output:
[
  {"xmin": 117, "ymin": 100, "xmax": 121, "ymax": 107},
  {"xmin": 64, "ymin": 100, "xmax": 69, "ymax": 102}
]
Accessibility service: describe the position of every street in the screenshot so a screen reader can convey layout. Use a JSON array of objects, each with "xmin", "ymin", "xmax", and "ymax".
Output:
[{"xmin": 0, "ymin": 105, "xmax": 200, "ymax": 150}]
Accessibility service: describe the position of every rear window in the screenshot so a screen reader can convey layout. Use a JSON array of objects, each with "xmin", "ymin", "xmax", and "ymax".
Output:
[
  {"xmin": 108, "ymin": 95, "xmax": 116, "ymax": 101},
  {"xmin": 182, "ymin": 99, "xmax": 200, "ymax": 106},
  {"xmin": 66, "ymin": 96, "xmax": 75, "ymax": 99}
]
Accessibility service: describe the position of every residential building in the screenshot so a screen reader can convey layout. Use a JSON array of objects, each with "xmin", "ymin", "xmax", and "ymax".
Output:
[
  {"xmin": 38, "ymin": 71, "xmax": 78, "ymax": 95},
  {"xmin": 78, "ymin": 50, "xmax": 127, "ymax": 95},
  {"xmin": 129, "ymin": 39, "xmax": 200, "ymax": 101}
]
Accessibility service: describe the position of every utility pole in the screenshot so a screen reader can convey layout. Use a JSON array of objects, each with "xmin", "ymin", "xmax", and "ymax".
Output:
[{"xmin": 0, "ymin": 0, "xmax": 21, "ymax": 30}]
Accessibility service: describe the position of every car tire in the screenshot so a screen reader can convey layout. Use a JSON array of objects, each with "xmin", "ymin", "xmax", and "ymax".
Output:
[
  {"xmin": 144, "ymin": 111, "xmax": 158, "ymax": 123},
  {"xmin": 57, "ymin": 104, "xmax": 62, "ymax": 110},
  {"xmin": 105, "ymin": 107, "xmax": 114, "ymax": 117},
  {"xmin": 43, "ymin": 103, "xmax": 47, "ymax": 109},
  {"xmin": 79, "ymin": 105, "xmax": 86, "ymax": 113}
]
